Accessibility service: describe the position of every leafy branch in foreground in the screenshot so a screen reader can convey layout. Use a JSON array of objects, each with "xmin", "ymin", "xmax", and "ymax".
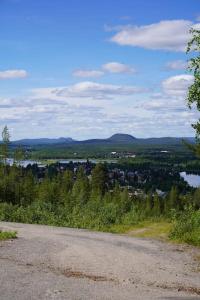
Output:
[{"xmin": 187, "ymin": 29, "xmax": 200, "ymax": 139}]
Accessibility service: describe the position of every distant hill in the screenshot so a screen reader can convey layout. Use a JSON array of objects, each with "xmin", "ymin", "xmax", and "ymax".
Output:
[
  {"xmin": 76, "ymin": 133, "xmax": 137, "ymax": 145},
  {"xmin": 13, "ymin": 137, "xmax": 74, "ymax": 146},
  {"xmin": 10, "ymin": 134, "xmax": 195, "ymax": 147},
  {"xmin": 76, "ymin": 135, "xmax": 195, "ymax": 146},
  {"xmin": 108, "ymin": 134, "xmax": 136, "ymax": 143},
  {"xmin": 136, "ymin": 137, "xmax": 195, "ymax": 145}
]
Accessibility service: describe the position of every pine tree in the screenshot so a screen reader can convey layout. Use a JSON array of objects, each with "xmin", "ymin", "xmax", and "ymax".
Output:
[
  {"xmin": 168, "ymin": 186, "xmax": 178, "ymax": 210},
  {"xmin": 14, "ymin": 146, "xmax": 24, "ymax": 166},
  {"xmin": 152, "ymin": 193, "xmax": 161, "ymax": 216},
  {"xmin": 119, "ymin": 187, "xmax": 131, "ymax": 214},
  {"xmin": 193, "ymin": 188, "xmax": 200, "ymax": 209},
  {"xmin": 72, "ymin": 166, "xmax": 90, "ymax": 205},
  {"xmin": 145, "ymin": 192, "xmax": 153, "ymax": 217},
  {"xmin": 0, "ymin": 126, "xmax": 10, "ymax": 165},
  {"xmin": 91, "ymin": 163, "xmax": 107, "ymax": 195},
  {"xmin": 62, "ymin": 170, "xmax": 73, "ymax": 193}
]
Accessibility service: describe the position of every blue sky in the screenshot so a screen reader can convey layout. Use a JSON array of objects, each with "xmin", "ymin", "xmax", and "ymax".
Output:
[{"xmin": 0, "ymin": 0, "xmax": 199, "ymax": 139}]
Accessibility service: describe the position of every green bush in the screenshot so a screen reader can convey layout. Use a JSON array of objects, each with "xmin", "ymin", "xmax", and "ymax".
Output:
[
  {"xmin": 121, "ymin": 207, "xmax": 141, "ymax": 225},
  {"xmin": 0, "ymin": 230, "xmax": 17, "ymax": 240},
  {"xmin": 170, "ymin": 208, "xmax": 200, "ymax": 246}
]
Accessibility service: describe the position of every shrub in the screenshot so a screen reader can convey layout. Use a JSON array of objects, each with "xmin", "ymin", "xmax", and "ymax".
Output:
[
  {"xmin": 170, "ymin": 208, "xmax": 200, "ymax": 246},
  {"xmin": 0, "ymin": 230, "xmax": 17, "ymax": 240}
]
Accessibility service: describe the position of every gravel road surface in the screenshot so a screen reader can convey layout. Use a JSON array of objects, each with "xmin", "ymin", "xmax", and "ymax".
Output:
[{"xmin": 0, "ymin": 222, "xmax": 199, "ymax": 300}]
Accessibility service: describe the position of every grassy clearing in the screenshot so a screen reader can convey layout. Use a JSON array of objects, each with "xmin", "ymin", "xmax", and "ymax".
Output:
[
  {"xmin": 109, "ymin": 218, "xmax": 200, "ymax": 247},
  {"xmin": 0, "ymin": 230, "xmax": 17, "ymax": 241},
  {"xmin": 108, "ymin": 221, "xmax": 172, "ymax": 241}
]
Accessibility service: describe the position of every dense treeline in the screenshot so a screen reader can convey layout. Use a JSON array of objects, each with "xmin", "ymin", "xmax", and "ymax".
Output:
[
  {"xmin": 28, "ymin": 145, "xmax": 195, "ymax": 160},
  {"xmin": 0, "ymin": 163, "xmax": 199, "ymax": 245}
]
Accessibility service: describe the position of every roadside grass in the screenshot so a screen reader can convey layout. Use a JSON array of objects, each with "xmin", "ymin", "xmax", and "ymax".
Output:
[
  {"xmin": 108, "ymin": 220, "xmax": 172, "ymax": 241},
  {"xmin": 108, "ymin": 218, "xmax": 200, "ymax": 247},
  {"xmin": 0, "ymin": 230, "xmax": 17, "ymax": 241},
  {"xmin": 169, "ymin": 209, "xmax": 200, "ymax": 247},
  {"xmin": 170, "ymin": 228, "xmax": 200, "ymax": 247}
]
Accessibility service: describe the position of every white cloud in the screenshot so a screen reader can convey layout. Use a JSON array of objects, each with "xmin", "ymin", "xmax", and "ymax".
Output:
[
  {"xmin": 32, "ymin": 81, "xmax": 147, "ymax": 101},
  {"xmin": 162, "ymin": 74, "xmax": 194, "ymax": 96},
  {"xmin": 102, "ymin": 62, "xmax": 135, "ymax": 74},
  {"xmin": 193, "ymin": 23, "xmax": 200, "ymax": 30},
  {"xmin": 196, "ymin": 15, "xmax": 200, "ymax": 22},
  {"xmin": 0, "ymin": 75, "xmax": 196, "ymax": 139},
  {"xmin": 0, "ymin": 98, "xmax": 13, "ymax": 107},
  {"xmin": 73, "ymin": 62, "xmax": 136, "ymax": 77},
  {"xmin": 110, "ymin": 20, "xmax": 200, "ymax": 52},
  {"xmin": 55, "ymin": 81, "xmax": 146, "ymax": 100},
  {"xmin": 165, "ymin": 60, "xmax": 187, "ymax": 71},
  {"xmin": 72, "ymin": 69, "xmax": 104, "ymax": 78},
  {"xmin": 0, "ymin": 69, "xmax": 28, "ymax": 79}
]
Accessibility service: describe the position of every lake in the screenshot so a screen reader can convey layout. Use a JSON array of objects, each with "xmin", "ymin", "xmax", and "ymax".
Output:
[
  {"xmin": 6, "ymin": 159, "xmax": 41, "ymax": 167},
  {"xmin": 6, "ymin": 158, "xmax": 117, "ymax": 167},
  {"xmin": 59, "ymin": 159, "xmax": 117, "ymax": 164},
  {"xmin": 180, "ymin": 172, "xmax": 200, "ymax": 188}
]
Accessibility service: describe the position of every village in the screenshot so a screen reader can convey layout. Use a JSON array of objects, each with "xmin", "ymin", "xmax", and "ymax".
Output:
[{"xmin": 24, "ymin": 159, "xmax": 187, "ymax": 195}]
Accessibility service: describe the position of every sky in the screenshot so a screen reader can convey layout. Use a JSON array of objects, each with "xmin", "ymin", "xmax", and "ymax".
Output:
[{"xmin": 0, "ymin": 0, "xmax": 200, "ymax": 140}]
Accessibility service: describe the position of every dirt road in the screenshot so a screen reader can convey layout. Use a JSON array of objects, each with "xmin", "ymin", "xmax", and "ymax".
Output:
[{"xmin": 0, "ymin": 222, "xmax": 199, "ymax": 300}]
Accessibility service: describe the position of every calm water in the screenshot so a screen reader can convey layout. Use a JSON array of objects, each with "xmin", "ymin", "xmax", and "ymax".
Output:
[
  {"xmin": 6, "ymin": 159, "xmax": 40, "ymax": 167},
  {"xmin": 180, "ymin": 172, "xmax": 200, "ymax": 188},
  {"xmin": 59, "ymin": 159, "xmax": 117, "ymax": 164},
  {"xmin": 6, "ymin": 158, "xmax": 117, "ymax": 167}
]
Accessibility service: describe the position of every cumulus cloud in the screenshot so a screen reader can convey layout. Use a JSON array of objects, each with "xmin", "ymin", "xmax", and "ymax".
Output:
[
  {"xmin": 162, "ymin": 74, "xmax": 194, "ymax": 96},
  {"xmin": 73, "ymin": 62, "xmax": 136, "ymax": 77},
  {"xmin": 0, "ymin": 69, "xmax": 28, "ymax": 79},
  {"xmin": 196, "ymin": 15, "xmax": 200, "ymax": 22},
  {"xmin": 72, "ymin": 69, "xmax": 104, "ymax": 78},
  {"xmin": 142, "ymin": 98, "xmax": 188, "ymax": 113},
  {"xmin": 55, "ymin": 81, "xmax": 147, "ymax": 100},
  {"xmin": 102, "ymin": 62, "xmax": 135, "ymax": 74},
  {"xmin": 165, "ymin": 60, "xmax": 187, "ymax": 71},
  {"xmin": 0, "ymin": 74, "xmax": 196, "ymax": 139},
  {"xmin": 0, "ymin": 98, "xmax": 13, "ymax": 108},
  {"xmin": 193, "ymin": 23, "xmax": 200, "ymax": 30},
  {"xmin": 109, "ymin": 20, "xmax": 200, "ymax": 52}
]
